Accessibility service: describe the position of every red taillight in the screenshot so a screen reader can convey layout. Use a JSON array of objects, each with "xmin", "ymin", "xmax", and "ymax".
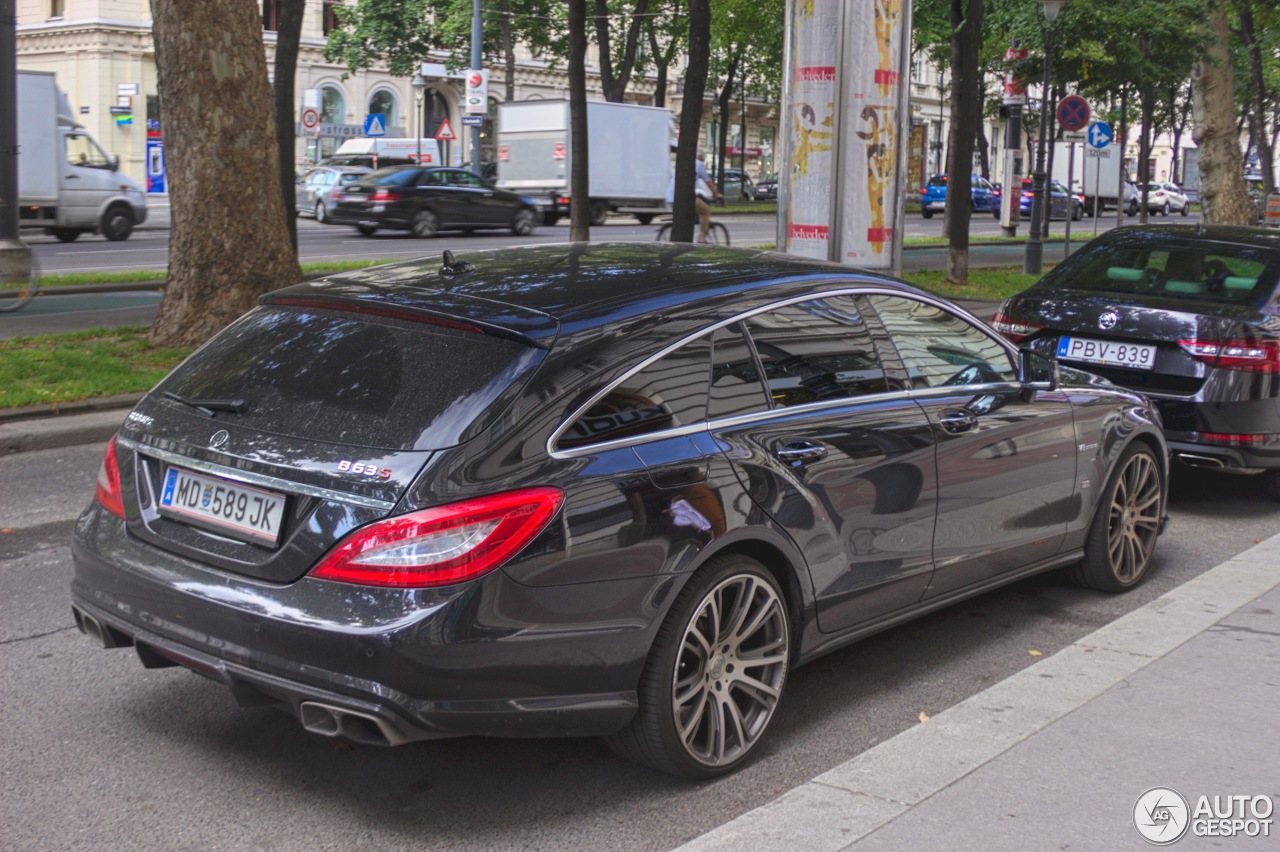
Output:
[
  {"xmin": 330, "ymin": 190, "xmax": 342, "ymax": 202},
  {"xmin": 991, "ymin": 311, "xmax": 1042, "ymax": 343},
  {"xmin": 921, "ymin": 187, "xmax": 928, "ymax": 196},
  {"xmin": 309, "ymin": 487, "xmax": 564, "ymax": 588},
  {"xmin": 369, "ymin": 190, "xmax": 401, "ymax": 203},
  {"xmin": 1198, "ymin": 433, "xmax": 1274, "ymax": 445},
  {"xmin": 1178, "ymin": 339, "xmax": 1280, "ymax": 373},
  {"xmin": 95, "ymin": 435, "xmax": 125, "ymax": 518}
]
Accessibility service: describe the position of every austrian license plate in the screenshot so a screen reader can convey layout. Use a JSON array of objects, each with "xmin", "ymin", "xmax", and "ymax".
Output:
[
  {"xmin": 1056, "ymin": 336, "xmax": 1157, "ymax": 370},
  {"xmin": 159, "ymin": 466, "xmax": 285, "ymax": 545}
]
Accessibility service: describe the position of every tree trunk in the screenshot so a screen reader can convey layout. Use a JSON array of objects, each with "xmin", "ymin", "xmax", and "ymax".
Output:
[
  {"xmin": 1239, "ymin": 1, "xmax": 1274, "ymax": 195},
  {"xmin": 1115, "ymin": 85, "xmax": 1130, "ymax": 227},
  {"xmin": 501, "ymin": 0, "xmax": 516, "ymax": 101},
  {"xmin": 568, "ymin": 0, "xmax": 590, "ymax": 240},
  {"xmin": 648, "ymin": 25, "xmax": 669, "ymax": 108},
  {"xmin": 671, "ymin": 0, "xmax": 711, "ymax": 243},
  {"xmin": 1191, "ymin": 0, "xmax": 1256, "ymax": 224},
  {"xmin": 272, "ymin": 0, "xmax": 304, "ymax": 254},
  {"xmin": 715, "ymin": 52, "xmax": 741, "ymax": 198},
  {"xmin": 594, "ymin": 0, "xmax": 651, "ymax": 103},
  {"xmin": 943, "ymin": 0, "xmax": 983, "ymax": 286},
  {"xmin": 149, "ymin": 0, "xmax": 300, "ymax": 348}
]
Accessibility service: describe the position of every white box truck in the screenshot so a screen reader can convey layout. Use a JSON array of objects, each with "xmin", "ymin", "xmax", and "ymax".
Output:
[
  {"xmin": 1052, "ymin": 140, "xmax": 1137, "ymax": 215},
  {"xmin": 18, "ymin": 70, "xmax": 148, "ymax": 241},
  {"xmin": 325, "ymin": 137, "xmax": 442, "ymax": 168},
  {"xmin": 495, "ymin": 100, "xmax": 673, "ymax": 226}
]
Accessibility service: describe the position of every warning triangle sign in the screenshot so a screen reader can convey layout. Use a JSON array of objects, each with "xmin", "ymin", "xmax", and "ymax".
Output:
[{"xmin": 435, "ymin": 119, "xmax": 456, "ymax": 141}]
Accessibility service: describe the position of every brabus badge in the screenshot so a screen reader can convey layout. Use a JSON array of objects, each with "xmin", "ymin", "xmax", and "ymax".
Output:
[
  {"xmin": 209, "ymin": 430, "xmax": 230, "ymax": 449},
  {"xmin": 1098, "ymin": 311, "xmax": 1119, "ymax": 330}
]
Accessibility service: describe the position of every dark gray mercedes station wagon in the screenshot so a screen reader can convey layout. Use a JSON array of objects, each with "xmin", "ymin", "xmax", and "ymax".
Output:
[{"xmin": 72, "ymin": 243, "xmax": 1168, "ymax": 778}]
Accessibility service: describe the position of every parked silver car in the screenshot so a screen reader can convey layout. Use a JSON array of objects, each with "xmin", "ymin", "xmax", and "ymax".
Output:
[
  {"xmin": 1146, "ymin": 181, "xmax": 1191, "ymax": 216},
  {"xmin": 296, "ymin": 165, "xmax": 372, "ymax": 223}
]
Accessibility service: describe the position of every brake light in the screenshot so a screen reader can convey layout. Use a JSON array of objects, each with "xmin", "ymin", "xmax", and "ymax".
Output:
[
  {"xmin": 309, "ymin": 487, "xmax": 564, "ymax": 588},
  {"xmin": 921, "ymin": 187, "xmax": 928, "ymax": 196},
  {"xmin": 330, "ymin": 190, "xmax": 342, "ymax": 202},
  {"xmin": 1178, "ymin": 339, "xmax": 1280, "ymax": 373},
  {"xmin": 1198, "ymin": 433, "xmax": 1274, "ymax": 445},
  {"xmin": 95, "ymin": 435, "xmax": 125, "ymax": 518},
  {"xmin": 369, "ymin": 190, "xmax": 401, "ymax": 203},
  {"xmin": 991, "ymin": 311, "xmax": 1042, "ymax": 343}
]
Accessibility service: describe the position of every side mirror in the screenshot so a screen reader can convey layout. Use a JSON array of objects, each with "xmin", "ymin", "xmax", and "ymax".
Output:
[
  {"xmin": 1018, "ymin": 349, "xmax": 1059, "ymax": 390},
  {"xmin": 110, "ymin": 154, "xmax": 120, "ymax": 172}
]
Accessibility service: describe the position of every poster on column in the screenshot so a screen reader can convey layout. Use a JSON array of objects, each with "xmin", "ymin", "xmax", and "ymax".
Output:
[
  {"xmin": 838, "ymin": 0, "xmax": 908, "ymax": 268},
  {"xmin": 782, "ymin": 0, "xmax": 840, "ymax": 261}
]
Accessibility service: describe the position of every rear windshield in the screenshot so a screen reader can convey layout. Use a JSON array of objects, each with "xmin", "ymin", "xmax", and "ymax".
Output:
[
  {"xmin": 927, "ymin": 176, "xmax": 947, "ymax": 187},
  {"xmin": 1036, "ymin": 239, "xmax": 1280, "ymax": 308},
  {"xmin": 154, "ymin": 307, "xmax": 543, "ymax": 451}
]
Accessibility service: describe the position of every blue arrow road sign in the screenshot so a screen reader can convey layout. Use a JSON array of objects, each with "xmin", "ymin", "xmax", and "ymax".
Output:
[
  {"xmin": 363, "ymin": 114, "xmax": 387, "ymax": 137},
  {"xmin": 1088, "ymin": 121, "xmax": 1113, "ymax": 149}
]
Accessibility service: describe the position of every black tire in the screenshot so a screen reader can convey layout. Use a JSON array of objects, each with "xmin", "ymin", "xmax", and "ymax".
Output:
[
  {"xmin": 511, "ymin": 208, "xmax": 537, "ymax": 236},
  {"xmin": 589, "ymin": 199, "xmax": 609, "ymax": 226},
  {"xmin": 100, "ymin": 205, "xmax": 134, "ymax": 241},
  {"xmin": 1161, "ymin": 202, "xmax": 1170, "ymax": 216},
  {"xmin": 606, "ymin": 554, "xmax": 790, "ymax": 778},
  {"xmin": 542, "ymin": 211, "xmax": 560, "ymax": 227},
  {"xmin": 314, "ymin": 201, "xmax": 327, "ymax": 224},
  {"xmin": 707, "ymin": 222, "xmax": 730, "ymax": 245},
  {"xmin": 51, "ymin": 228, "xmax": 82, "ymax": 243},
  {"xmin": 993, "ymin": 207, "xmax": 1002, "ymax": 220},
  {"xmin": 654, "ymin": 223, "xmax": 673, "ymax": 243},
  {"xmin": 1264, "ymin": 470, "xmax": 1280, "ymax": 503},
  {"xmin": 355, "ymin": 224, "xmax": 378, "ymax": 236},
  {"xmin": 1072, "ymin": 443, "xmax": 1164, "ymax": 592},
  {"xmin": 635, "ymin": 213, "xmax": 655, "ymax": 225},
  {"xmin": 1072, "ymin": 203, "xmax": 1083, "ymax": 221},
  {"xmin": 411, "ymin": 208, "xmax": 439, "ymax": 238},
  {"xmin": 921, "ymin": 209, "xmax": 934, "ymax": 219},
  {"xmin": 1179, "ymin": 202, "xmax": 1189, "ymax": 217},
  {"xmin": 1126, "ymin": 200, "xmax": 1138, "ymax": 216}
]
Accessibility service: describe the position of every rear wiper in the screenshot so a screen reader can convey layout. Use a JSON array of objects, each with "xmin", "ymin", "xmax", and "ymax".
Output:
[{"xmin": 163, "ymin": 391, "xmax": 249, "ymax": 417}]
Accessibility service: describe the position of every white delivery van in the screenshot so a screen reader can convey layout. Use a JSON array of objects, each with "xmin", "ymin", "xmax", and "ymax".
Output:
[
  {"xmin": 496, "ymin": 100, "xmax": 674, "ymax": 225},
  {"xmin": 18, "ymin": 71, "xmax": 148, "ymax": 242},
  {"xmin": 325, "ymin": 138, "xmax": 443, "ymax": 169}
]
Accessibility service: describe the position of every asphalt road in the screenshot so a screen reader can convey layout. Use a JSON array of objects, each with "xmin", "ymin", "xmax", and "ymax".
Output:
[{"xmin": 2, "ymin": 441, "xmax": 1276, "ymax": 850}]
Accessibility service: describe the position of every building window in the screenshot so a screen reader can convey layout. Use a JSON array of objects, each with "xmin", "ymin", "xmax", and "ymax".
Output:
[
  {"xmin": 262, "ymin": 0, "xmax": 279, "ymax": 32},
  {"xmin": 323, "ymin": 1, "xmax": 340, "ymax": 34},
  {"xmin": 50, "ymin": 0, "xmax": 65, "ymax": 17},
  {"xmin": 320, "ymin": 85, "xmax": 346, "ymax": 124},
  {"xmin": 367, "ymin": 90, "xmax": 399, "ymax": 130}
]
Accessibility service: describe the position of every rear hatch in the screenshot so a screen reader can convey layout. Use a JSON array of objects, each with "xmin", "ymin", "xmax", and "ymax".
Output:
[
  {"xmin": 1005, "ymin": 236, "xmax": 1278, "ymax": 397},
  {"xmin": 334, "ymin": 167, "xmax": 418, "ymax": 214},
  {"xmin": 117, "ymin": 281, "xmax": 557, "ymax": 583}
]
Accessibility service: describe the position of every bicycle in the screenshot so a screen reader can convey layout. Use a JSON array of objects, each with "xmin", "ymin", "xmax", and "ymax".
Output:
[
  {"xmin": 654, "ymin": 216, "xmax": 731, "ymax": 246},
  {"xmin": 0, "ymin": 239, "xmax": 38, "ymax": 313}
]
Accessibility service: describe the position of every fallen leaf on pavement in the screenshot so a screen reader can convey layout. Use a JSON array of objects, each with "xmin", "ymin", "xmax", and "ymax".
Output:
[
  {"xmin": 918, "ymin": 711, "xmax": 930, "ymax": 723},
  {"xmin": 1029, "ymin": 649, "xmax": 1043, "ymax": 657}
]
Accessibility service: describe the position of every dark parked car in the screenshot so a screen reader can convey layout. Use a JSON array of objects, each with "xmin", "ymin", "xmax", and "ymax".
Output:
[
  {"xmin": 755, "ymin": 172, "xmax": 778, "ymax": 201},
  {"xmin": 921, "ymin": 173, "xmax": 999, "ymax": 219},
  {"xmin": 328, "ymin": 165, "xmax": 540, "ymax": 238},
  {"xmin": 72, "ymin": 243, "xmax": 1168, "ymax": 779},
  {"xmin": 1011, "ymin": 178, "xmax": 1085, "ymax": 221},
  {"xmin": 715, "ymin": 167, "xmax": 756, "ymax": 201},
  {"xmin": 994, "ymin": 224, "xmax": 1280, "ymax": 499}
]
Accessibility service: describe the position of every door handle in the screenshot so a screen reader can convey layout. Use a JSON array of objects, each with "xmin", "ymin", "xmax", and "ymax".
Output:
[
  {"xmin": 775, "ymin": 441, "xmax": 827, "ymax": 465},
  {"xmin": 939, "ymin": 410, "xmax": 978, "ymax": 433}
]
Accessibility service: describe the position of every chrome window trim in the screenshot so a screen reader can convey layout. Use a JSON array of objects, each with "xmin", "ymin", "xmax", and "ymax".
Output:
[
  {"xmin": 118, "ymin": 437, "xmax": 397, "ymax": 512},
  {"xmin": 546, "ymin": 285, "xmax": 1018, "ymax": 460}
]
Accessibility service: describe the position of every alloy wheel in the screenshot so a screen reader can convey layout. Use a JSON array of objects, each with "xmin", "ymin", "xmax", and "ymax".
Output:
[{"xmin": 1104, "ymin": 450, "xmax": 1162, "ymax": 584}]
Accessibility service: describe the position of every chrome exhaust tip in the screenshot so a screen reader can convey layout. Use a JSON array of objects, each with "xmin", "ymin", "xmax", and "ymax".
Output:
[
  {"xmin": 299, "ymin": 701, "xmax": 409, "ymax": 747},
  {"xmin": 1176, "ymin": 453, "xmax": 1226, "ymax": 469}
]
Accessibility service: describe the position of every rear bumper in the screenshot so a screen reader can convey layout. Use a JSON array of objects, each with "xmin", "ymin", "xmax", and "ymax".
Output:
[{"xmin": 70, "ymin": 507, "xmax": 657, "ymax": 744}]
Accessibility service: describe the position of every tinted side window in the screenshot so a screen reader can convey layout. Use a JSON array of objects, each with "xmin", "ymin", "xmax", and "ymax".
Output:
[
  {"xmin": 558, "ymin": 336, "xmax": 711, "ymax": 450},
  {"xmin": 710, "ymin": 324, "xmax": 769, "ymax": 419},
  {"xmin": 867, "ymin": 295, "xmax": 1015, "ymax": 389},
  {"xmin": 740, "ymin": 296, "xmax": 889, "ymax": 408}
]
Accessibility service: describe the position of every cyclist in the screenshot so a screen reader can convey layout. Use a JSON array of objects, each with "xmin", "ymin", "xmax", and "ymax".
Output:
[{"xmin": 664, "ymin": 148, "xmax": 723, "ymax": 244}]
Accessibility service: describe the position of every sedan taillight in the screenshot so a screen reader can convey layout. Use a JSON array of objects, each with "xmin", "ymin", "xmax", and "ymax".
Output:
[
  {"xmin": 991, "ymin": 311, "xmax": 1042, "ymax": 343},
  {"xmin": 309, "ymin": 487, "xmax": 564, "ymax": 588},
  {"xmin": 369, "ymin": 190, "xmax": 401, "ymax": 203},
  {"xmin": 95, "ymin": 435, "xmax": 125, "ymax": 518},
  {"xmin": 1178, "ymin": 339, "xmax": 1280, "ymax": 373}
]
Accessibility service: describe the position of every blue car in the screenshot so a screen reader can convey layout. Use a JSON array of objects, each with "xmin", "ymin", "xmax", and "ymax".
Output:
[
  {"xmin": 1013, "ymin": 178, "xmax": 1085, "ymax": 221},
  {"xmin": 920, "ymin": 173, "xmax": 999, "ymax": 219}
]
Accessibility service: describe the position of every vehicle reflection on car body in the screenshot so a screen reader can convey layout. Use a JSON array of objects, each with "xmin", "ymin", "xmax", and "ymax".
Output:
[{"xmin": 71, "ymin": 243, "xmax": 1168, "ymax": 780}]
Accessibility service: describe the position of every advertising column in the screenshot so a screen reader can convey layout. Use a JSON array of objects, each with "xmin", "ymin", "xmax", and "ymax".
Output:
[{"xmin": 781, "ymin": 0, "xmax": 912, "ymax": 272}]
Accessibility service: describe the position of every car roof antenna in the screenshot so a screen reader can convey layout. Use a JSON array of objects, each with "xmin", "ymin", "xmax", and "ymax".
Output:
[{"xmin": 440, "ymin": 250, "xmax": 476, "ymax": 277}]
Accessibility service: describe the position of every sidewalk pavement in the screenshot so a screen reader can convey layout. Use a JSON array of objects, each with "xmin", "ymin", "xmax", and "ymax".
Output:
[{"xmin": 6, "ymin": 397, "xmax": 1276, "ymax": 850}]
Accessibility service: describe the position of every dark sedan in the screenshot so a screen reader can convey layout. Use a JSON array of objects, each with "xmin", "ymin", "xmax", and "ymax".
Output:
[
  {"xmin": 994, "ymin": 224, "xmax": 1280, "ymax": 499},
  {"xmin": 328, "ymin": 165, "xmax": 540, "ymax": 238},
  {"xmin": 72, "ymin": 244, "xmax": 1167, "ymax": 779}
]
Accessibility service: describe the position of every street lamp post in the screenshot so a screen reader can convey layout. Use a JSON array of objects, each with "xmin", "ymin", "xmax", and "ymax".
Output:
[
  {"xmin": 411, "ymin": 72, "xmax": 426, "ymax": 165},
  {"xmin": 1023, "ymin": 0, "xmax": 1068, "ymax": 276}
]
